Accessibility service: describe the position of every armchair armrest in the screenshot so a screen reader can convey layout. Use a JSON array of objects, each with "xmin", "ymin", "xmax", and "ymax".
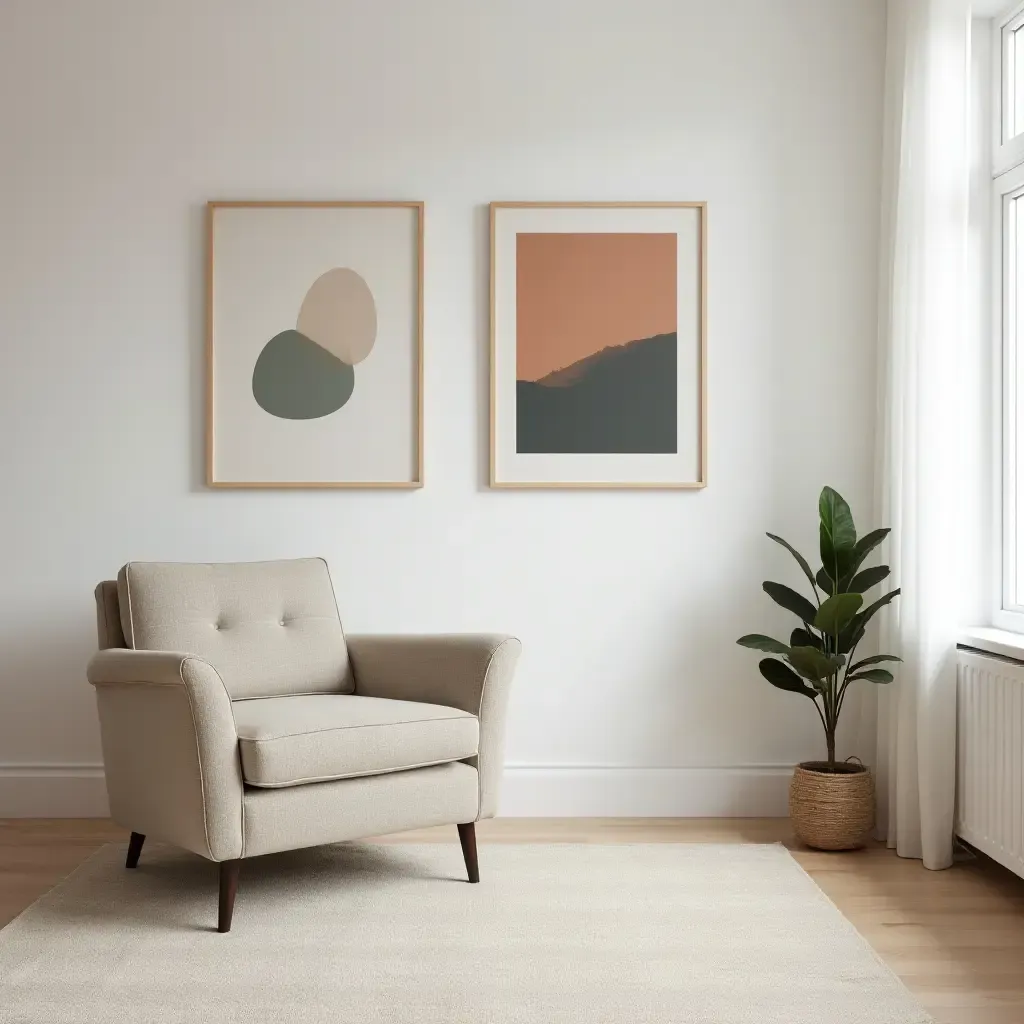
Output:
[
  {"xmin": 87, "ymin": 649, "xmax": 243, "ymax": 861},
  {"xmin": 346, "ymin": 634, "xmax": 521, "ymax": 819}
]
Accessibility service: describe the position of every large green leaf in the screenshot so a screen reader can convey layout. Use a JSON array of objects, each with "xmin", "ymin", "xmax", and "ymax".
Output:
[
  {"xmin": 787, "ymin": 645, "xmax": 844, "ymax": 681},
  {"xmin": 737, "ymin": 634, "xmax": 790, "ymax": 655},
  {"xmin": 763, "ymin": 582, "xmax": 817, "ymax": 624},
  {"xmin": 814, "ymin": 593, "xmax": 863, "ymax": 635},
  {"xmin": 848, "ymin": 565, "xmax": 890, "ymax": 593},
  {"xmin": 837, "ymin": 588, "xmax": 900, "ymax": 653},
  {"xmin": 846, "ymin": 668, "xmax": 894, "ymax": 684},
  {"xmin": 815, "ymin": 567, "xmax": 834, "ymax": 595},
  {"xmin": 758, "ymin": 658, "xmax": 817, "ymax": 698},
  {"xmin": 766, "ymin": 533, "xmax": 819, "ymax": 597},
  {"xmin": 790, "ymin": 627, "xmax": 822, "ymax": 651},
  {"xmin": 819, "ymin": 487, "xmax": 857, "ymax": 583},
  {"xmin": 842, "ymin": 528, "xmax": 890, "ymax": 583},
  {"xmin": 819, "ymin": 487, "xmax": 857, "ymax": 549},
  {"xmin": 838, "ymin": 624, "xmax": 857, "ymax": 654},
  {"xmin": 858, "ymin": 588, "xmax": 901, "ymax": 627},
  {"xmin": 847, "ymin": 654, "xmax": 902, "ymax": 674}
]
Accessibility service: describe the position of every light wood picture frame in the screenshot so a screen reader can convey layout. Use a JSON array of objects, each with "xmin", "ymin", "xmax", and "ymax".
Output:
[
  {"xmin": 489, "ymin": 201, "xmax": 707, "ymax": 490},
  {"xmin": 206, "ymin": 200, "xmax": 424, "ymax": 489}
]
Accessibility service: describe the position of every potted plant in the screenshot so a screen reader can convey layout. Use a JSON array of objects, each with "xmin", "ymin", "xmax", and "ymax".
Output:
[{"xmin": 737, "ymin": 487, "xmax": 901, "ymax": 850}]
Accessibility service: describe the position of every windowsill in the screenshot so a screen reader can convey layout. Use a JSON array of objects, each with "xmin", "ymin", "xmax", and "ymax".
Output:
[{"xmin": 959, "ymin": 626, "xmax": 1024, "ymax": 662}]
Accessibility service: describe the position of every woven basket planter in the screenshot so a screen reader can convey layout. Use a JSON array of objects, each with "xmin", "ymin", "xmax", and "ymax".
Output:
[{"xmin": 789, "ymin": 762, "xmax": 875, "ymax": 851}]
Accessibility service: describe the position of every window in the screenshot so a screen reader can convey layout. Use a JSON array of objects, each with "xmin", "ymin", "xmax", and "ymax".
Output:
[
  {"xmin": 999, "ymin": 176, "xmax": 1024, "ymax": 622},
  {"xmin": 998, "ymin": 6, "xmax": 1024, "ymax": 173},
  {"xmin": 994, "ymin": 4, "xmax": 1024, "ymax": 629},
  {"xmin": 1011, "ymin": 21, "xmax": 1024, "ymax": 136}
]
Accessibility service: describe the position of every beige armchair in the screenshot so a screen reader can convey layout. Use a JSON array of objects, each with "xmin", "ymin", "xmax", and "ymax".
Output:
[{"xmin": 86, "ymin": 559, "xmax": 520, "ymax": 932}]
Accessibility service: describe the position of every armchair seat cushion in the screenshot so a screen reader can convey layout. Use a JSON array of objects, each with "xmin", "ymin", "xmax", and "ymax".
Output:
[{"xmin": 231, "ymin": 694, "xmax": 479, "ymax": 789}]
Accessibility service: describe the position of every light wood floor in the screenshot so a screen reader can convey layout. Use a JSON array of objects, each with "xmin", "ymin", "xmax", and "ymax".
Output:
[{"xmin": 2, "ymin": 819, "xmax": 1022, "ymax": 1024}]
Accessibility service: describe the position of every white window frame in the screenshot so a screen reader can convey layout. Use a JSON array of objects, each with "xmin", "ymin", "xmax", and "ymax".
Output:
[
  {"xmin": 994, "ymin": 163, "xmax": 1024, "ymax": 630},
  {"xmin": 994, "ymin": 3, "xmax": 1024, "ymax": 174},
  {"xmin": 993, "ymin": 2, "xmax": 1024, "ymax": 631}
]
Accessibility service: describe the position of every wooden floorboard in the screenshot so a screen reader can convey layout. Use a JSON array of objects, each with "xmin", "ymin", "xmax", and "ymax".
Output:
[{"xmin": 1, "ymin": 817, "xmax": 1022, "ymax": 1024}]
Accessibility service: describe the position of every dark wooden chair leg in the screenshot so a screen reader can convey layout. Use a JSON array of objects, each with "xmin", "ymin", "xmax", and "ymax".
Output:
[
  {"xmin": 125, "ymin": 832, "xmax": 146, "ymax": 869},
  {"xmin": 218, "ymin": 859, "xmax": 241, "ymax": 933},
  {"xmin": 457, "ymin": 822, "xmax": 479, "ymax": 883}
]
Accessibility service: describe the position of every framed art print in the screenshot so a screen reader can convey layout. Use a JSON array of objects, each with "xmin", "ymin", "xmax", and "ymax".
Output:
[
  {"xmin": 489, "ymin": 202, "xmax": 706, "ymax": 489},
  {"xmin": 207, "ymin": 201, "xmax": 423, "ymax": 488}
]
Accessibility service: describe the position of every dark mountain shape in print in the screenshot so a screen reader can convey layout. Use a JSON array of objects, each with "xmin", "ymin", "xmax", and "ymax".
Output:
[
  {"xmin": 516, "ymin": 332, "xmax": 677, "ymax": 454},
  {"xmin": 535, "ymin": 333, "xmax": 667, "ymax": 388}
]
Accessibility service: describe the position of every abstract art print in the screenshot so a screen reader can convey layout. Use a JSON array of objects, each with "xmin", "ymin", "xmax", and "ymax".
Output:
[
  {"xmin": 490, "ymin": 202, "xmax": 705, "ymax": 488},
  {"xmin": 207, "ymin": 201, "xmax": 422, "ymax": 488}
]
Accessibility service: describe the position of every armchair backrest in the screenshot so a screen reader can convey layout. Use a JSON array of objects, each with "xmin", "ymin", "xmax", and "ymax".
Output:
[
  {"xmin": 97, "ymin": 558, "xmax": 354, "ymax": 699},
  {"xmin": 95, "ymin": 580, "xmax": 127, "ymax": 649}
]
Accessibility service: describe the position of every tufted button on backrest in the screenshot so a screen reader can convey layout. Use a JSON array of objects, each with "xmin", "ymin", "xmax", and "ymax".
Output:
[{"xmin": 116, "ymin": 558, "xmax": 353, "ymax": 699}]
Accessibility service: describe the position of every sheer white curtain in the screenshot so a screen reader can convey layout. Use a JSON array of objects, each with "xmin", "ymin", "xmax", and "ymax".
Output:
[{"xmin": 875, "ymin": 0, "xmax": 974, "ymax": 870}]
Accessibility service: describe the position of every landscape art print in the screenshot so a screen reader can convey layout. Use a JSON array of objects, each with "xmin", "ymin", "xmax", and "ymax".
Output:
[
  {"xmin": 490, "ymin": 203, "xmax": 705, "ymax": 488},
  {"xmin": 207, "ymin": 201, "xmax": 422, "ymax": 488}
]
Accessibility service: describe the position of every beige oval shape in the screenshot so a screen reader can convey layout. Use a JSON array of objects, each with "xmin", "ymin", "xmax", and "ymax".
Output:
[{"xmin": 296, "ymin": 268, "xmax": 377, "ymax": 365}]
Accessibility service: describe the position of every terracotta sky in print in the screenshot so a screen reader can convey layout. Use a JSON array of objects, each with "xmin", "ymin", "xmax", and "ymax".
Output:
[{"xmin": 515, "ymin": 232, "xmax": 677, "ymax": 382}]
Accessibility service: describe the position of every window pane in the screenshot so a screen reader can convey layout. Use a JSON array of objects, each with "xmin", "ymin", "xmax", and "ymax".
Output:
[
  {"xmin": 1013, "ymin": 195, "xmax": 1024, "ymax": 605},
  {"xmin": 1014, "ymin": 27, "xmax": 1024, "ymax": 138}
]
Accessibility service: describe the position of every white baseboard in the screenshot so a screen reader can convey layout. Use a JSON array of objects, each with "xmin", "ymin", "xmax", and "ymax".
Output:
[
  {"xmin": 499, "ymin": 764, "xmax": 792, "ymax": 817},
  {"xmin": 0, "ymin": 763, "xmax": 793, "ymax": 818},
  {"xmin": 0, "ymin": 764, "xmax": 109, "ymax": 817}
]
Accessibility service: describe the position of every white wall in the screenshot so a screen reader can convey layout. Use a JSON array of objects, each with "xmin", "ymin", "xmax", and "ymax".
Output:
[{"xmin": 0, "ymin": 0, "xmax": 886, "ymax": 816}]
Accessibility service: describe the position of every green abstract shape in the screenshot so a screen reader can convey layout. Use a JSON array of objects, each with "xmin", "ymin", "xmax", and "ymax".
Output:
[{"xmin": 252, "ymin": 330, "xmax": 354, "ymax": 419}]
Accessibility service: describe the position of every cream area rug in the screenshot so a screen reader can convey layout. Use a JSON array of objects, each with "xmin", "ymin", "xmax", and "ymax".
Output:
[{"xmin": 0, "ymin": 842, "xmax": 931, "ymax": 1024}]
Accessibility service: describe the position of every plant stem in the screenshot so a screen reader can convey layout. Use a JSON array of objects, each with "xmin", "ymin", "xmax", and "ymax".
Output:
[
  {"xmin": 834, "ymin": 635, "xmax": 864, "ymax": 725},
  {"xmin": 811, "ymin": 695, "xmax": 828, "ymax": 739},
  {"xmin": 817, "ymin": 673, "xmax": 837, "ymax": 767}
]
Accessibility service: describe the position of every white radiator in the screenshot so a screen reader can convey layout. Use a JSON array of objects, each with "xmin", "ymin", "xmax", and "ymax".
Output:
[{"xmin": 956, "ymin": 649, "xmax": 1024, "ymax": 879}]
